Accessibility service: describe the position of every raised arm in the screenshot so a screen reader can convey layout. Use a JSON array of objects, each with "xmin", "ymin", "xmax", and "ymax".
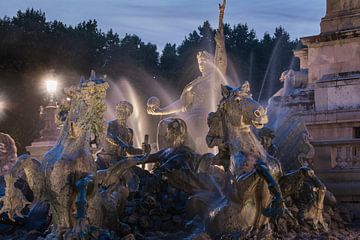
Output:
[{"xmin": 214, "ymin": 0, "xmax": 227, "ymax": 78}]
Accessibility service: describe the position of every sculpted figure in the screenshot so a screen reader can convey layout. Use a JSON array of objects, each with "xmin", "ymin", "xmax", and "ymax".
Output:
[
  {"xmin": 0, "ymin": 72, "xmax": 150, "ymax": 239},
  {"xmin": 204, "ymin": 84, "xmax": 285, "ymax": 238},
  {"xmin": 297, "ymin": 132, "xmax": 315, "ymax": 166},
  {"xmin": 267, "ymin": 85, "xmax": 329, "ymax": 230},
  {"xmin": 258, "ymin": 127, "xmax": 279, "ymax": 159},
  {"xmin": 56, "ymin": 98, "xmax": 71, "ymax": 125},
  {"xmin": 96, "ymin": 100, "xmax": 144, "ymax": 169},
  {"xmin": 0, "ymin": 133, "xmax": 17, "ymax": 176},
  {"xmin": 267, "ymin": 69, "xmax": 310, "ymax": 119},
  {"xmin": 271, "ymin": 69, "xmax": 308, "ymax": 99},
  {"xmin": 147, "ymin": 0, "xmax": 228, "ymax": 153},
  {"xmin": 206, "ymin": 81, "xmax": 268, "ymax": 171},
  {"xmin": 275, "ymin": 129, "xmax": 327, "ymax": 231},
  {"xmin": 146, "ymin": 118, "xmax": 217, "ymax": 191}
]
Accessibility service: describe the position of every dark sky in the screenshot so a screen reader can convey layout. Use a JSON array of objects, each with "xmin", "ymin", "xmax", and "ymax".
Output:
[{"xmin": 0, "ymin": 0, "xmax": 326, "ymax": 50}]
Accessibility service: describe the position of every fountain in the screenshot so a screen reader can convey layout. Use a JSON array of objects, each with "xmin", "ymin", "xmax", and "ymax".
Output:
[
  {"xmin": 0, "ymin": 75, "xmax": 334, "ymax": 239},
  {"xmin": 1, "ymin": 1, "xmax": 358, "ymax": 239}
]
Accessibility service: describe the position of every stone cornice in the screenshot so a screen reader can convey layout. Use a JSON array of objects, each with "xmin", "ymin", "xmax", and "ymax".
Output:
[
  {"xmin": 324, "ymin": 8, "xmax": 360, "ymax": 19},
  {"xmin": 301, "ymin": 28, "xmax": 360, "ymax": 47}
]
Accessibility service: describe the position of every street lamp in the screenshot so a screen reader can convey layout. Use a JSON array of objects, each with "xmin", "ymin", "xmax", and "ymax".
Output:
[
  {"xmin": 26, "ymin": 75, "xmax": 60, "ymax": 158},
  {"xmin": 37, "ymin": 76, "xmax": 59, "ymax": 141}
]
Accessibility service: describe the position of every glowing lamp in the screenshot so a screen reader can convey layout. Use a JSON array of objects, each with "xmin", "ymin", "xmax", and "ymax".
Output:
[{"xmin": 46, "ymin": 80, "xmax": 58, "ymax": 94}]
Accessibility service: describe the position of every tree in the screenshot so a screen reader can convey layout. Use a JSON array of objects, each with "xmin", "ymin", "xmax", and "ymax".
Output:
[
  {"xmin": 160, "ymin": 43, "xmax": 179, "ymax": 83},
  {"xmin": 198, "ymin": 21, "xmax": 215, "ymax": 53}
]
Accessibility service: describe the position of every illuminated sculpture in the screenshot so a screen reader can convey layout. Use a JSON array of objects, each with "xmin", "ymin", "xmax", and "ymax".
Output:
[
  {"xmin": 0, "ymin": 133, "xmax": 17, "ymax": 176},
  {"xmin": 147, "ymin": 0, "xmax": 228, "ymax": 153},
  {"xmin": 96, "ymin": 100, "xmax": 145, "ymax": 169},
  {"xmin": 0, "ymin": 72, "xmax": 150, "ymax": 238}
]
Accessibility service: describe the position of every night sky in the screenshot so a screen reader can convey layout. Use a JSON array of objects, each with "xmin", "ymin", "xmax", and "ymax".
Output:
[{"xmin": 0, "ymin": 0, "xmax": 326, "ymax": 50}]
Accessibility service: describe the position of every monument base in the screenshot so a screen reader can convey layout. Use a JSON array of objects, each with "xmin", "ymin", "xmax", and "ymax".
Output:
[{"xmin": 26, "ymin": 140, "xmax": 57, "ymax": 160}]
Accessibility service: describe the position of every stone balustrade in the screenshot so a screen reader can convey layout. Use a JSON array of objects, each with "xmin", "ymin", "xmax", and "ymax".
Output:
[
  {"xmin": 311, "ymin": 139, "xmax": 360, "ymax": 201},
  {"xmin": 312, "ymin": 139, "xmax": 360, "ymax": 169}
]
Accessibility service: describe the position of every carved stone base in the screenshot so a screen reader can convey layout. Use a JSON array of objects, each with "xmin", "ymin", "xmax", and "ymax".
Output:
[{"xmin": 25, "ymin": 140, "xmax": 57, "ymax": 160}]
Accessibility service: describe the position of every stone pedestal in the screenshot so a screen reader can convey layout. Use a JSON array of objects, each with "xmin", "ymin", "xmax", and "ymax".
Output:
[
  {"xmin": 26, "ymin": 140, "xmax": 57, "ymax": 160},
  {"xmin": 26, "ymin": 102, "xmax": 59, "ymax": 160},
  {"xmin": 301, "ymin": 33, "xmax": 360, "ymax": 84}
]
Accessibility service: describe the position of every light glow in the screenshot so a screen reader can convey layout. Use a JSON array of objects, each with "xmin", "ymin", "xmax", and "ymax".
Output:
[
  {"xmin": 0, "ymin": 101, "xmax": 4, "ymax": 111},
  {"xmin": 0, "ymin": 97, "xmax": 6, "ymax": 121},
  {"xmin": 46, "ymin": 79, "xmax": 58, "ymax": 94}
]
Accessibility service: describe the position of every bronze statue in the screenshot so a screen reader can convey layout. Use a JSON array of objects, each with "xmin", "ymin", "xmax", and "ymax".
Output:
[
  {"xmin": 0, "ymin": 72, "xmax": 150, "ymax": 239},
  {"xmin": 147, "ymin": 0, "xmax": 228, "ymax": 153},
  {"xmin": 258, "ymin": 127, "xmax": 279, "ymax": 158},
  {"xmin": 203, "ymin": 84, "xmax": 284, "ymax": 238},
  {"xmin": 0, "ymin": 133, "xmax": 17, "ymax": 176},
  {"xmin": 144, "ymin": 118, "xmax": 218, "ymax": 194},
  {"xmin": 96, "ymin": 100, "xmax": 144, "ymax": 169}
]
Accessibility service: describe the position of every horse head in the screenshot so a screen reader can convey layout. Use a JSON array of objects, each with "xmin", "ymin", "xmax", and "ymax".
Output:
[{"xmin": 220, "ymin": 82, "xmax": 268, "ymax": 131}]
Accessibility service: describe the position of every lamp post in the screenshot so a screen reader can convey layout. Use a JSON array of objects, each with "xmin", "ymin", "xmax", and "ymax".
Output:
[
  {"xmin": 26, "ymin": 76, "xmax": 61, "ymax": 158},
  {"xmin": 39, "ymin": 78, "xmax": 59, "ymax": 141}
]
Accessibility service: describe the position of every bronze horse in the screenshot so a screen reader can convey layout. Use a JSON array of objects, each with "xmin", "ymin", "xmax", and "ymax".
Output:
[
  {"xmin": 206, "ymin": 83, "xmax": 327, "ymax": 236},
  {"xmin": 203, "ymin": 84, "xmax": 285, "ymax": 237}
]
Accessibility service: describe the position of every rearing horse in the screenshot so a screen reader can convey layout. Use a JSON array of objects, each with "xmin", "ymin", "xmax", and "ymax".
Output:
[{"xmin": 204, "ymin": 83, "xmax": 285, "ymax": 237}]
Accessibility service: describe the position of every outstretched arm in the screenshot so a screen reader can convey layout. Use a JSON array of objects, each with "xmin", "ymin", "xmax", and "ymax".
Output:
[
  {"xmin": 147, "ymin": 98, "xmax": 187, "ymax": 116},
  {"xmin": 214, "ymin": 0, "xmax": 228, "ymax": 78},
  {"xmin": 98, "ymin": 145, "xmax": 151, "ymax": 187},
  {"xmin": 147, "ymin": 87, "xmax": 196, "ymax": 116}
]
